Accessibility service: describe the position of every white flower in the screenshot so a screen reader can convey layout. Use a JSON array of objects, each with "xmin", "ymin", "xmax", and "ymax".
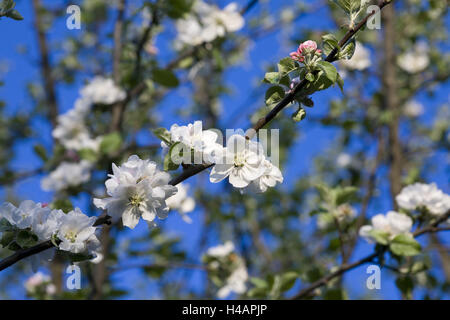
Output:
[
  {"xmin": 175, "ymin": 1, "xmax": 244, "ymax": 47},
  {"xmin": 217, "ymin": 264, "xmax": 248, "ymax": 298},
  {"xmin": 339, "ymin": 42, "xmax": 371, "ymax": 71},
  {"xmin": 41, "ymin": 161, "xmax": 92, "ymax": 192},
  {"xmin": 397, "ymin": 42, "xmax": 429, "ymax": 74},
  {"xmin": 248, "ymin": 159, "xmax": 283, "ymax": 193},
  {"xmin": 166, "ymin": 183, "xmax": 196, "ymax": 223},
  {"xmin": 80, "ymin": 76, "xmax": 126, "ymax": 105},
  {"xmin": 31, "ymin": 207, "xmax": 64, "ymax": 241},
  {"xmin": 206, "ymin": 241, "xmax": 235, "ymax": 258},
  {"xmin": 359, "ymin": 211, "xmax": 413, "ymax": 243},
  {"xmin": 163, "ymin": 121, "xmax": 222, "ymax": 164},
  {"xmin": 396, "ymin": 183, "xmax": 450, "ymax": 216},
  {"xmin": 25, "ymin": 272, "xmax": 51, "ymax": 293},
  {"xmin": 336, "ymin": 153, "xmax": 352, "ymax": 168},
  {"xmin": 403, "ymin": 100, "xmax": 424, "ymax": 117},
  {"xmin": 0, "ymin": 200, "xmax": 38, "ymax": 229},
  {"xmin": 53, "ymin": 108, "xmax": 102, "ymax": 151},
  {"xmin": 93, "ymin": 155, "xmax": 177, "ymax": 229},
  {"xmin": 57, "ymin": 208, "xmax": 99, "ymax": 254},
  {"xmin": 210, "ymin": 134, "xmax": 266, "ymax": 188}
]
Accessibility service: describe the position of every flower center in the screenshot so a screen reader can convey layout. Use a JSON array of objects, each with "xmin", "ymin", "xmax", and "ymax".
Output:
[
  {"xmin": 129, "ymin": 194, "xmax": 144, "ymax": 207},
  {"xmin": 65, "ymin": 231, "xmax": 77, "ymax": 243},
  {"xmin": 234, "ymin": 153, "xmax": 245, "ymax": 168}
]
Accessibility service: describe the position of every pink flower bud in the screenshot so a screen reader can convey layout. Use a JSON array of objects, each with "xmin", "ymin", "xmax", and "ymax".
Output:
[{"xmin": 299, "ymin": 40, "xmax": 318, "ymax": 53}]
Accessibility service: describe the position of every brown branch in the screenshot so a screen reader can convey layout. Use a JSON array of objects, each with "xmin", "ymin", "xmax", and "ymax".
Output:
[{"xmin": 32, "ymin": 0, "xmax": 58, "ymax": 128}]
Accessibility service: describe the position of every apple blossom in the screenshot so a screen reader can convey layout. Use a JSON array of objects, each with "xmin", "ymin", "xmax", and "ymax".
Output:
[
  {"xmin": 166, "ymin": 183, "xmax": 196, "ymax": 223},
  {"xmin": 93, "ymin": 155, "xmax": 177, "ymax": 229},
  {"xmin": 217, "ymin": 264, "xmax": 248, "ymax": 298},
  {"xmin": 403, "ymin": 100, "xmax": 424, "ymax": 118},
  {"xmin": 175, "ymin": 1, "xmax": 244, "ymax": 47},
  {"xmin": 248, "ymin": 159, "xmax": 283, "ymax": 193},
  {"xmin": 57, "ymin": 208, "xmax": 100, "ymax": 255},
  {"xmin": 80, "ymin": 76, "xmax": 126, "ymax": 105},
  {"xmin": 206, "ymin": 241, "xmax": 235, "ymax": 258},
  {"xmin": 396, "ymin": 183, "xmax": 450, "ymax": 216},
  {"xmin": 290, "ymin": 40, "xmax": 322, "ymax": 63},
  {"xmin": 397, "ymin": 42, "xmax": 429, "ymax": 74},
  {"xmin": 359, "ymin": 211, "xmax": 413, "ymax": 243},
  {"xmin": 210, "ymin": 134, "xmax": 266, "ymax": 189},
  {"xmin": 41, "ymin": 160, "xmax": 92, "ymax": 192}
]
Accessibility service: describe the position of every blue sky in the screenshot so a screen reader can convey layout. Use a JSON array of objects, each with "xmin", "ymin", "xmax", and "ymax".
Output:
[{"xmin": 0, "ymin": 0, "xmax": 449, "ymax": 299}]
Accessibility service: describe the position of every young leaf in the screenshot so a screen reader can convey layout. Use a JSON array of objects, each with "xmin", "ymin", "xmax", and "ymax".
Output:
[
  {"xmin": 277, "ymin": 57, "xmax": 298, "ymax": 76},
  {"xmin": 152, "ymin": 127, "xmax": 171, "ymax": 146},
  {"xmin": 263, "ymin": 72, "xmax": 280, "ymax": 84},
  {"xmin": 152, "ymin": 68, "xmax": 179, "ymax": 87},
  {"xmin": 265, "ymin": 86, "xmax": 285, "ymax": 107},
  {"xmin": 389, "ymin": 234, "xmax": 421, "ymax": 257},
  {"xmin": 316, "ymin": 61, "xmax": 338, "ymax": 83},
  {"xmin": 367, "ymin": 229, "xmax": 390, "ymax": 245},
  {"xmin": 100, "ymin": 132, "xmax": 123, "ymax": 155}
]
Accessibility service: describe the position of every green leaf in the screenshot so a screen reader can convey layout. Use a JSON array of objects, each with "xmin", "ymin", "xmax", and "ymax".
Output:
[
  {"xmin": 263, "ymin": 72, "xmax": 280, "ymax": 84},
  {"xmin": 250, "ymin": 277, "xmax": 268, "ymax": 289},
  {"xmin": 277, "ymin": 57, "xmax": 298, "ymax": 76},
  {"xmin": 367, "ymin": 229, "xmax": 390, "ymax": 245},
  {"xmin": 0, "ymin": 218, "xmax": 14, "ymax": 232},
  {"xmin": 51, "ymin": 199, "xmax": 73, "ymax": 212},
  {"xmin": 100, "ymin": 132, "xmax": 123, "ymax": 155},
  {"xmin": 16, "ymin": 230, "xmax": 38, "ymax": 248},
  {"xmin": 152, "ymin": 127, "xmax": 171, "ymax": 146},
  {"xmin": 322, "ymin": 33, "xmax": 339, "ymax": 56},
  {"xmin": 292, "ymin": 107, "xmax": 306, "ymax": 122},
  {"xmin": 0, "ymin": 231, "xmax": 15, "ymax": 248},
  {"xmin": 280, "ymin": 272, "xmax": 299, "ymax": 292},
  {"xmin": 335, "ymin": 186, "xmax": 358, "ymax": 205},
  {"xmin": 152, "ymin": 68, "xmax": 179, "ymax": 87},
  {"xmin": 338, "ymin": 38, "xmax": 356, "ymax": 60},
  {"xmin": 6, "ymin": 9, "xmax": 22, "ymax": 20},
  {"xmin": 336, "ymin": 73, "xmax": 344, "ymax": 93},
  {"xmin": 316, "ymin": 61, "xmax": 338, "ymax": 83},
  {"xmin": 33, "ymin": 144, "xmax": 48, "ymax": 162},
  {"xmin": 163, "ymin": 0, "xmax": 194, "ymax": 19},
  {"xmin": 390, "ymin": 234, "xmax": 421, "ymax": 257},
  {"xmin": 395, "ymin": 276, "xmax": 414, "ymax": 299},
  {"xmin": 305, "ymin": 72, "xmax": 314, "ymax": 82},
  {"xmin": 78, "ymin": 148, "xmax": 98, "ymax": 162},
  {"xmin": 265, "ymin": 86, "xmax": 285, "ymax": 108}
]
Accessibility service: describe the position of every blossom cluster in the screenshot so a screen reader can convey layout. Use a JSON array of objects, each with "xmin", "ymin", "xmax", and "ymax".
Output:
[
  {"xmin": 395, "ymin": 183, "xmax": 450, "ymax": 216},
  {"xmin": 0, "ymin": 200, "xmax": 101, "ymax": 262},
  {"xmin": 289, "ymin": 40, "xmax": 322, "ymax": 69},
  {"xmin": 359, "ymin": 210, "xmax": 413, "ymax": 243},
  {"xmin": 203, "ymin": 241, "xmax": 248, "ymax": 298},
  {"xmin": 25, "ymin": 272, "xmax": 56, "ymax": 298},
  {"xmin": 94, "ymin": 155, "xmax": 177, "ymax": 229},
  {"xmin": 359, "ymin": 183, "xmax": 449, "ymax": 244},
  {"xmin": 45, "ymin": 76, "xmax": 126, "ymax": 192},
  {"xmin": 175, "ymin": 1, "xmax": 244, "ymax": 47},
  {"xmin": 163, "ymin": 121, "xmax": 283, "ymax": 192}
]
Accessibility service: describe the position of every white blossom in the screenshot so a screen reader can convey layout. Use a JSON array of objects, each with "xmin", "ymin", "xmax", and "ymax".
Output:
[
  {"xmin": 80, "ymin": 76, "xmax": 126, "ymax": 105},
  {"xmin": 52, "ymin": 107, "xmax": 102, "ymax": 151},
  {"xmin": 397, "ymin": 42, "xmax": 429, "ymax": 74},
  {"xmin": 166, "ymin": 183, "xmax": 196, "ymax": 223},
  {"xmin": 163, "ymin": 121, "xmax": 222, "ymax": 164},
  {"xmin": 248, "ymin": 159, "xmax": 283, "ymax": 193},
  {"xmin": 175, "ymin": 1, "xmax": 244, "ymax": 47},
  {"xmin": 41, "ymin": 160, "xmax": 92, "ymax": 192},
  {"xmin": 336, "ymin": 153, "xmax": 352, "ymax": 168},
  {"xmin": 210, "ymin": 134, "xmax": 266, "ymax": 189},
  {"xmin": 206, "ymin": 241, "xmax": 235, "ymax": 258},
  {"xmin": 339, "ymin": 42, "xmax": 371, "ymax": 71},
  {"xmin": 25, "ymin": 272, "xmax": 56, "ymax": 296},
  {"xmin": 396, "ymin": 183, "xmax": 450, "ymax": 216},
  {"xmin": 359, "ymin": 211, "xmax": 413, "ymax": 243},
  {"xmin": 93, "ymin": 155, "xmax": 177, "ymax": 229},
  {"xmin": 403, "ymin": 100, "xmax": 424, "ymax": 118},
  {"xmin": 217, "ymin": 264, "xmax": 248, "ymax": 298},
  {"xmin": 57, "ymin": 208, "xmax": 99, "ymax": 254}
]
